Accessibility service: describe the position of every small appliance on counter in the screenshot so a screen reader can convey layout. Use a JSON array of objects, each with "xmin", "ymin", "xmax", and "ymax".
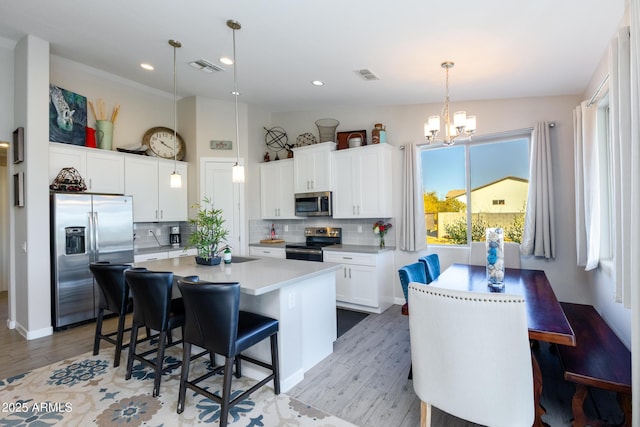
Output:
[
  {"xmin": 169, "ymin": 226, "xmax": 181, "ymax": 248},
  {"xmin": 285, "ymin": 227, "xmax": 342, "ymax": 262}
]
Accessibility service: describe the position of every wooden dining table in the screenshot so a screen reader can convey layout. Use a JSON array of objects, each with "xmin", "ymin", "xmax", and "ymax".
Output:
[{"xmin": 428, "ymin": 263, "xmax": 575, "ymax": 427}]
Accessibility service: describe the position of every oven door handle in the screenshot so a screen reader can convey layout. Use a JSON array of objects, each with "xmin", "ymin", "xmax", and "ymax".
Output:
[{"xmin": 286, "ymin": 248, "xmax": 323, "ymax": 256}]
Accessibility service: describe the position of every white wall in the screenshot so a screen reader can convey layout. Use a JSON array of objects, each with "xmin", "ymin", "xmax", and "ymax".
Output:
[
  {"xmin": 50, "ymin": 56, "xmax": 174, "ymax": 151},
  {"xmin": 0, "ymin": 37, "xmax": 15, "ymax": 294}
]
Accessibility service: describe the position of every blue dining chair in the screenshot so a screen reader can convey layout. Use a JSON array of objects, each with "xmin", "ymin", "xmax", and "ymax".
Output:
[
  {"xmin": 419, "ymin": 254, "xmax": 441, "ymax": 283},
  {"xmin": 398, "ymin": 262, "xmax": 427, "ymax": 315}
]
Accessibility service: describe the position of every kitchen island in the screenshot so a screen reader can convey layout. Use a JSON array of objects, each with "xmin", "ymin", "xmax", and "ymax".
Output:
[{"xmin": 134, "ymin": 256, "xmax": 341, "ymax": 392}]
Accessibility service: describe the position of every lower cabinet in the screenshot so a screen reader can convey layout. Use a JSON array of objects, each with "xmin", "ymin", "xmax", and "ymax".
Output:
[
  {"xmin": 249, "ymin": 246, "xmax": 286, "ymax": 259},
  {"xmin": 323, "ymin": 250, "xmax": 394, "ymax": 313}
]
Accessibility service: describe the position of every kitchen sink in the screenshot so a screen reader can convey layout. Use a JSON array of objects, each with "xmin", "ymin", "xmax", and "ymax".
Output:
[{"xmin": 229, "ymin": 256, "xmax": 259, "ymax": 264}]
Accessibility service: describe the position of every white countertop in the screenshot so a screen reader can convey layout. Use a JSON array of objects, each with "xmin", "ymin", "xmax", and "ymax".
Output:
[{"xmin": 134, "ymin": 256, "xmax": 341, "ymax": 296}]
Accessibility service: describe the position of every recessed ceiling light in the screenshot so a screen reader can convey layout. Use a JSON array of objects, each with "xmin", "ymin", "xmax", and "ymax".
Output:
[
  {"xmin": 140, "ymin": 63, "xmax": 154, "ymax": 71},
  {"xmin": 220, "ymin": 56, "xmax": 233, "ymax": 65},
  {"xmin": 312, "ymin": 80, "xmax": 324, "ymax": 86}
]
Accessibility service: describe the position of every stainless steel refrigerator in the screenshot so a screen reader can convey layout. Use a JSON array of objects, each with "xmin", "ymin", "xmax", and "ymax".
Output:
[{"xmin": 50, "ymin": 193, "xmax": 134, "ymax": 329}]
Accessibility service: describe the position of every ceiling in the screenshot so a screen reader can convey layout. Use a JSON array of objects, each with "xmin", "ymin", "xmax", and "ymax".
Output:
[{"xmin": 0, "ymin": 1, "xmax": 626, "ymax": 112}]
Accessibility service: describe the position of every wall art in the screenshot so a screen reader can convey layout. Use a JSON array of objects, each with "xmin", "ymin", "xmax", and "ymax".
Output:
[{"xmin": 49, "ymin": 84, "xmax": 87, "ymax": 146}]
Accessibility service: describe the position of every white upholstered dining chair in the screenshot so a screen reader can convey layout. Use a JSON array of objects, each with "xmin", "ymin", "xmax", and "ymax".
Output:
[
  {"xmin": 408, "ymin": 283, "xmax": 534, "ymax": 427},
  {"xmin": 469, "ymin": 241, "xmax": 521, "ymax": 268}
]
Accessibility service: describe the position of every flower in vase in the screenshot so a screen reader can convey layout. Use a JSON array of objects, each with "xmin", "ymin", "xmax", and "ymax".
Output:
[{"xmin": 373, "ymin": 220, "xmax": 392, "ymax": 247}]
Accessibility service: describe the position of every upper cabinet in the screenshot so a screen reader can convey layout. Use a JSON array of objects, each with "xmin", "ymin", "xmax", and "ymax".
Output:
[
  {"xmin": 260, "ymin": 159, "xmax": 296, "ymax": 219},
  {"xmin": 332, "ymin": 144, "xmax": 393, "ymax": 218},
  {"xmin": 49, "ymin": 143, "xmax": 124, "ymax": 194},
  {"xmin": 124, "ymin": 156, "xmax": 188, "ymax": 222},
  {"xmin": 293, "ymin": 142, "xmax": 336, "ymax": 193}
]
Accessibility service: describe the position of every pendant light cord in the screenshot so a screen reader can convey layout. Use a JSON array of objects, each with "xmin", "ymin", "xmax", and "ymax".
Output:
[
  {"xmin": 173, "ymin": 43, "xmax": 178, "ymax": 171},
  {"xmin": 232, "ymin": 24, "xmax": 241, "ymax": 167}
]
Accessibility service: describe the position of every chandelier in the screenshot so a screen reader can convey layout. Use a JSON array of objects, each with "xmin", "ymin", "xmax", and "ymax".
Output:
[{"xmin": 424, "ymin": 61, "xmax": 476, "ymax": 146}]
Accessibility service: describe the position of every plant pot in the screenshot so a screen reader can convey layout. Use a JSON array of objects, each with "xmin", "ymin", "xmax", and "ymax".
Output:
[{"xmin": 195, "ymin": 256, "xmax": 222, "ymax": 266}]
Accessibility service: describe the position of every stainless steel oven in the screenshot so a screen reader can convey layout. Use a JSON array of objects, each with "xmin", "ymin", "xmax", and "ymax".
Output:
[
  {"xmin": 285, "ymin": 227, "xmax": 341, "ymax": 262},
  {"xmin": 294, "ymin": 191, "xmax": 332, "ymax": 217}
]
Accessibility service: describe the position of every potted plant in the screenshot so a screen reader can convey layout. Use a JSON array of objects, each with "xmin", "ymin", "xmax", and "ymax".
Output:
[{"xmin": 188, "ymin": 197, "xmax": 230, "ymax": 265}]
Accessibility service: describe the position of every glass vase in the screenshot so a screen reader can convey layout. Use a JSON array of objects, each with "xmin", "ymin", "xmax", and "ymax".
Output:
[
  {"xmin": 486, "ymin": 227, "xmax": 505, "ymax": 291},
  {"xmin": 380, "ymin": 235, "xmax": 385, "ymax": 248}
]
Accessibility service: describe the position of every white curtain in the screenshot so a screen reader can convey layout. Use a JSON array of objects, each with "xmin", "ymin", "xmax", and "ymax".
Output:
[
  {"xmin": 520, "ymin": 122, "xmax": 555, "ymax": 258},
  {"xmin": 573, "ymin": 101, "xmax": 600, "ymax": 271},
  {"xmin": 400, "ymin": 143, "xmax": 426, "ymax": 252},
  {"xmin": 610, "ymin": 26, "xmax": 633, "ymax": 306}
]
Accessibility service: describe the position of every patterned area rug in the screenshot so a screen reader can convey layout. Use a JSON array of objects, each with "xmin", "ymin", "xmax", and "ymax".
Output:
[{"xmin": 0, "ymin": 345, "xmax": 356, "ymax": 427}]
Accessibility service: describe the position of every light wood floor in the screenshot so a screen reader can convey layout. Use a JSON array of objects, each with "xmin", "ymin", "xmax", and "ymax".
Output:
[
  {"xmin": 0, "ymin": 292, "xmax": 624, "ymax": 426},
  {"xmin": 288, "ymin": 304, "xmax": 624, "ymax": 427}
]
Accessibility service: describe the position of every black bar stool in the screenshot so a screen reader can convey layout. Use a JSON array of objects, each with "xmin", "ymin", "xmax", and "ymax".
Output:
[
  {"xmin": 89, "ymin": 262, "xmax": 143, "ymax": 367},
  {"xmin": 176, "ymin": 276, "xmax": 280, "ymax": 427},
  {"xmin": 124, "ymin": 269, "xmax": 185, "ymax": 397}
]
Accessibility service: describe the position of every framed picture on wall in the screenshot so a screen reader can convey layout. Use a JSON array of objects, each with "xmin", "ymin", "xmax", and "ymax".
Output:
[
  {"xmin": 13, "ymin": 172, "xmax": 24, "ymax": 207},
  {"xmin": 13, "ymin": 127, "xmax": 24, "ymax": 164},
  {"xmin": 48, "ymin": 84, "xmax": 87, "ymax": 146}
]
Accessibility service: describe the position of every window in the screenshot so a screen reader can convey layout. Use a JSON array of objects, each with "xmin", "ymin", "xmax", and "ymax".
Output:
[{"xmin": 421, "ymin": 136, "xmax": 530, "ymax": 245}]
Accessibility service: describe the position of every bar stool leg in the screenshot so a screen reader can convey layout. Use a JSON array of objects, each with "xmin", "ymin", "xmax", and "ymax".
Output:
[
  {"xmin": 177, "ymin": 342, "xmax": 192, "ymax": 414},
  {"xmin": 220, "ymin": 357, "xmax": 235, "ymax": 427}
]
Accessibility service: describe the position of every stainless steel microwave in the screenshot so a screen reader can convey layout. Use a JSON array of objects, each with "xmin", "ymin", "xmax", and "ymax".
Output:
[{"xmin": 294, "ymin": 191, "xmax": 332, "ymax": 217}]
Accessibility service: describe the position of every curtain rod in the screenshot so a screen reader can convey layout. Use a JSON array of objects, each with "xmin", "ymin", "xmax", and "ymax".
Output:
[
  {"xmin": 587, "ymin": 74, "xmax": 609, "ymax": 107},
  {"xmin": 404, "ymin": 123, "xmax": 555, "ymax": 149}
]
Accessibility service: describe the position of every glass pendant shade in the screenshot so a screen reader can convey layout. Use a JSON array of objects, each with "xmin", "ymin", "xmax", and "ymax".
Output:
[
  {"xmin": 170, "ymin": 171, "xmax": 182, "ymax": 188},
  {"xmin": 232, "ymin": 163, "xmax": 245, "ymax": 183}
]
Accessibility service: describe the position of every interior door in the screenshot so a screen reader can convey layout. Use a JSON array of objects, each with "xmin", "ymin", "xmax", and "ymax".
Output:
[{"xmin": 201, "ymin": 159, "xmax": 245, "ymax": 254}]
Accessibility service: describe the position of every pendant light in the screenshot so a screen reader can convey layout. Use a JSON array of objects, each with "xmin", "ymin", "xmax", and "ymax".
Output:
[
  {"xmin": 228, "ymin": 19, "xmax": 245, "ymax": 183},
  {"xmin": 169, "ymin": 39, "xmax": 182, "ymax": 188}
]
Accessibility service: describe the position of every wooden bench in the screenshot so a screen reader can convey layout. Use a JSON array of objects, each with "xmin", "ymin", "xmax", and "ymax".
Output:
[{"xmin": 557, "ymin": 303, "xmax": 632, "ymax": 427}]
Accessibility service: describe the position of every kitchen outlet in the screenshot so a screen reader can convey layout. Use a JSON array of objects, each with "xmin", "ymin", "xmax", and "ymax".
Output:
[
  {"xmin": 357, "ymin": 225, "xmax": 362, "ymax": 233},
  {"xmin": 284, "ymin": 225, "xmax": 289, "ymax": 232},
  {"xmin": 148, "ymin": 230, "xmax": 154, "ymax": 236},
  {"xmin": 155, "ymin": 227, "xmax": 162, "ymax": 235}
]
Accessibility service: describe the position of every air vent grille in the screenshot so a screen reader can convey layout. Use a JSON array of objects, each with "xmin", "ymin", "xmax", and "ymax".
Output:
[
  {"xmin": 355, "ymin": 69, "xmax": 379, "ymax": 81},
  {"xmin": 189, "ymin": 59, "xmax": 224, "ymax": 73}
]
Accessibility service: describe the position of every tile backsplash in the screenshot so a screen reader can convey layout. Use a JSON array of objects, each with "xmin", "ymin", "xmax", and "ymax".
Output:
[
  {"xmin": 134, "ymin": 222, "xmax": 192, "ymax": 249},
  {"xmin": 249, "ymin": 218, "xmax": 396, "ymax": 246},
  {"xmin": 136, "ymin": 218, "xmax": 395, "ymax": 250}
]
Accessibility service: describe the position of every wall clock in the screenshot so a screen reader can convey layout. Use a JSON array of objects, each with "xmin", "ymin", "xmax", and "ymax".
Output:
[{"xmin": 142, "ymin": 126, "xmax": 186, "ymax": 160}]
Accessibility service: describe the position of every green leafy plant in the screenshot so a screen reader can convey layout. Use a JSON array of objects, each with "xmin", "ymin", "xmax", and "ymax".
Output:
[{"xmin": 188, "ymin": 197, "xmax": 229, "ymax": 260}]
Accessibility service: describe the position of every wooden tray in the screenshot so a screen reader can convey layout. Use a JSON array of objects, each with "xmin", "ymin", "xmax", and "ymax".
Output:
[
  {"xmin": 336, "ymin": 130, "xmax": 367, "ymax": 150},
  {"xmin": 259, "ymin": 239, "xmax": 285, "ymax": 244}
]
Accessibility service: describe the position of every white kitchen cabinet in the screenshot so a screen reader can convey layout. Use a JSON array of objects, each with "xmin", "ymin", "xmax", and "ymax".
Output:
[
  {"xmin": 49, "ymin": 143, "xmax": 125, "ymax": 194},
  {"xmin": 293, "ymin": 142, "xmax": 336, "ymax": 193},
  {"xmin": 124, "ymin": 156, "xmax": 188, "ymax": 222},
  {"xmin": 332, "ymin": 144, "xmax": 393, "ymax": 218},
  {"xmin": 323, "ymin": 249, "xmax": 394, "ymax": 313},
  {"xmin": 157, "ymin": 160, "xmax": 188, "ymax": 221},
  {"xmin": 249, "ymin": 246, "xmax": 286, "ymax": 259},
  {"xmin": 260, "ymin": 159, "xmax": 296, "ymax": 219}
]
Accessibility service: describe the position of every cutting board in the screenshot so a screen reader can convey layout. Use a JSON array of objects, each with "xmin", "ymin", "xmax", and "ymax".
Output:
[{"xmin": 259, "ymin": 239, "xmax": 285, "ymax": 244}]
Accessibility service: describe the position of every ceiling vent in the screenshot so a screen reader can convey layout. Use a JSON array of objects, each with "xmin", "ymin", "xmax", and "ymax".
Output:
[
  {"xmin": 188, "ymin": 59, "xmax": 225, "ymax": 73},
  {"xmin": 354, "ymin": 69, "xmax": 379, "ymax": 81}
]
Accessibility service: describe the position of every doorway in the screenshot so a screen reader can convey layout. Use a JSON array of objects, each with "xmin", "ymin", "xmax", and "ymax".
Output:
[{"xmin": 200, "ymin": 158, "xmax": 246, "ymax": 255}]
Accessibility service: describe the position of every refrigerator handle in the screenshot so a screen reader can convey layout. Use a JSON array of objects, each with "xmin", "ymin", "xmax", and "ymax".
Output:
[
  {"xmin": 93, "ymin": 212, "xmax": 100, "ymax": 258},
  {"xmin": 87, "ymin": 212, "xmax": 95, "ymax": 262}
]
